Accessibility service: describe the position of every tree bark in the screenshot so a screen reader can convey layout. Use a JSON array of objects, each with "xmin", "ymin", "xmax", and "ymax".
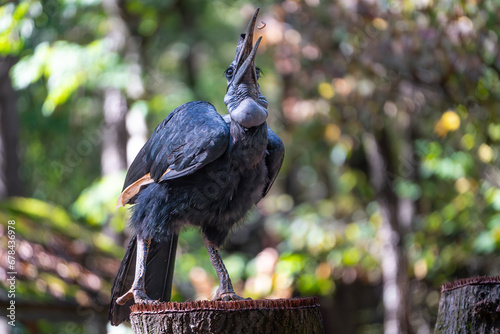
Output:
[
  {"xmin": 130, "ymin": 298, "xmax": 324, "ymax": 334},
  {"xmin": 0, "ymin": 56, "xmax": 22, "ymax": 199},
  {"xmin": 434, "ymin": 276, "xmax": 500, "ymax": 333}
]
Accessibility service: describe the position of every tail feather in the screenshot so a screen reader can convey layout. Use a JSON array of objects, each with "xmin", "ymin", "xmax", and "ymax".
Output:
[
  {"xmin": 109, "ymin": 234, "xmax": 178, "ymax": 325},
  {"xmin": 109, "ymin": 236, "xmax": 137, "ymax": 325},
  {"xmin": 144, "ymin": 234, "xmax": 179, "ymax": 301}
]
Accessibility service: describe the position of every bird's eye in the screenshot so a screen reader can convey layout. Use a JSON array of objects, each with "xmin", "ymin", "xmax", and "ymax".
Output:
[
  {"xmin": 225, "ymin": 67, "xmax": 234, "ymax": 79},
  {"xmin": 256, "ymin": 67, "xmax": 263, "ymax": 79}
]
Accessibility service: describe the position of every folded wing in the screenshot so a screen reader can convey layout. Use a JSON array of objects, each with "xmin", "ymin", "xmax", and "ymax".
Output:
[{"xmin": 117, "ymin": 101, "xmax": 230, "ymax": 208}]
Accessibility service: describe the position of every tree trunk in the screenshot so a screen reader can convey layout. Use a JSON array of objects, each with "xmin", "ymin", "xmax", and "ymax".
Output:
[
  {"xmin": 434, "ymin": 276, "xmax": 500, "ymax": 333},
  {"xmin": 0, "ymin": 56, "xmax": 22, "ymax": 199},
  {"xmin": 377, "ymin": 198, "xmax": 410, "ymax": 334},
  {"xmin": 101, "ymin": 87, "xmax": 128, "ymax": 176},
  {"xmin": 101, "ymin": 0, "xmax": 130, "ymax": 176},
  {"xmin": 101, "ymin": 0, "xmax": 146, "ymax": 174},
  {"xmin": 130, "ymin": 298, "xmax": 324, "ymax": 334},
  {"xmin": 363, "ymin": 131, "xmax": 412, "ymax": 334}
]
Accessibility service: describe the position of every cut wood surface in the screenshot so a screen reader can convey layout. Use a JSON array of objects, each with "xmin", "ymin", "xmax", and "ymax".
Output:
[
  {"xmin": 434, "ymin": 276, "xmax": 500, "ymax": 333},
  {"xmin": 130, "ymin": 297, "xmax": 324, "ymax": 334}
]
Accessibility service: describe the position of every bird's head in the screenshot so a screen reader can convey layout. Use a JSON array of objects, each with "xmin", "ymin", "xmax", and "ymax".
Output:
[{"xmin": 224, "ymin": 8, "xmax": 268, "ymax": 129}]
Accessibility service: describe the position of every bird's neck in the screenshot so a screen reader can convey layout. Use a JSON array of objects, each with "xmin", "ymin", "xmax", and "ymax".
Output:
[{"xmin": 229, "ymin": 121, "xmax": 268, "ymax": 168}]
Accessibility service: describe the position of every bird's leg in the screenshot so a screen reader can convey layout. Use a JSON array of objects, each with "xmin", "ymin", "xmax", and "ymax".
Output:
[
  {"xmin": 204, "ymin": 237, "xmax": 250, "ymax": 301},
  {"xmin": 116, "ymin": 238, "xmax": 157, "ymax": 305}
]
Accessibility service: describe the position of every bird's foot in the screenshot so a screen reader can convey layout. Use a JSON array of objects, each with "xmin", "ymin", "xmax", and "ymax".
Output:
[
  {"xmin": 213, "ymin": 289, "xmax": 251, "ymax": 302},
  {"xmin": 116, "ymin": 288, "xmax": 159, "ymax": 305}
]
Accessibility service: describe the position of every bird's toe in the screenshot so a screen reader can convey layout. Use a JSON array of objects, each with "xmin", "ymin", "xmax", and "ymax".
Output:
[
  {"xmin": 116, "ymin": 290, "xmax": 134, "ymax": 305},
  {"xmin": 116, "ymin": 288, "xmax": 157, "ymax": 305},
  {"xmin": 215, "ymin": 291, "xmax": 251, "ymax": 301}
]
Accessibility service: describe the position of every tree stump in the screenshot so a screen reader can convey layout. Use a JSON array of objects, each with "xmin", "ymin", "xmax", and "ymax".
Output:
[
  {"xmin": 130, "ymin": 297, "xmax": 324, "ymax": 334},
  {"xmin": 434, "ymin": 276, "xmax": 500, "ymax": 333}
]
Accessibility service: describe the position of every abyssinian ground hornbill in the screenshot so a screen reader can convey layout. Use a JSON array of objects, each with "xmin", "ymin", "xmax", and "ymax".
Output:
[{"xmin": 109, "ymin": 8, "xmax": 284, "ymax": 325}]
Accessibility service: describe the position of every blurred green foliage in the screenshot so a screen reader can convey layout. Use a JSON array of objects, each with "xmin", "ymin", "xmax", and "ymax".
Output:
[{"xmin": 1, "ymin": 0, "xmax": 500, "ymax": 333}]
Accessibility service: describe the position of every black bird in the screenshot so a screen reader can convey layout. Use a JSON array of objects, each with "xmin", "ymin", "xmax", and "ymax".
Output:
[{"xmin": 109, "ymin": 8, "xmax": 284, "ymax": 325}]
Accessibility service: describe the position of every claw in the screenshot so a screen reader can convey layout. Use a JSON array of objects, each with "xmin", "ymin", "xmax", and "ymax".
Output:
[
  {"xmin": 213, "ymin": 289, "xmax": 251, "ymax": 301},
  {"xmin": 116, "ymin": 290, "xmax": 133, "ymax": 305},
  {"xmin": 116, "ymin": 288, "xmax": 158, "ymax": 305}
]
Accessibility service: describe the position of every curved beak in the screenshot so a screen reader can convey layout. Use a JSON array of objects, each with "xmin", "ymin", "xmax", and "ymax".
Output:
[{"xmin": 232, "ymin": 8, "xmax": 262, "ymax": 85}]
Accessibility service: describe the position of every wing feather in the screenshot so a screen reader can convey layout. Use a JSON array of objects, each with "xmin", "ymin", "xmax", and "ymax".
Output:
[
  {"xmin": 118, "ymin": 101, "xmax": 229, "ymax": 206},
  {"xmin": 263, "ymin": 127, "xmax": 285, "ymax": 197}
]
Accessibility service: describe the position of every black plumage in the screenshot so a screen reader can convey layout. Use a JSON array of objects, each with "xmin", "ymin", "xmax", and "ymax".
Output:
[{"xmin": 109, "ymin": 8, "xmax": 284, "ymax": 325}]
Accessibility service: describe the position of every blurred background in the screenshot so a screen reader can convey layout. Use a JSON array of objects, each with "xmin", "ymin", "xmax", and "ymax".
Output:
[{"xmin": 0, "ymin": 0, "xmax": 499, "ymax": 333}]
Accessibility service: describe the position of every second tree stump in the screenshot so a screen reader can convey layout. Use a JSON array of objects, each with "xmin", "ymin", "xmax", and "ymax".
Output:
[{"xmin": 434, "ymin": 276, "xmax": 500, "ymax": 333}]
